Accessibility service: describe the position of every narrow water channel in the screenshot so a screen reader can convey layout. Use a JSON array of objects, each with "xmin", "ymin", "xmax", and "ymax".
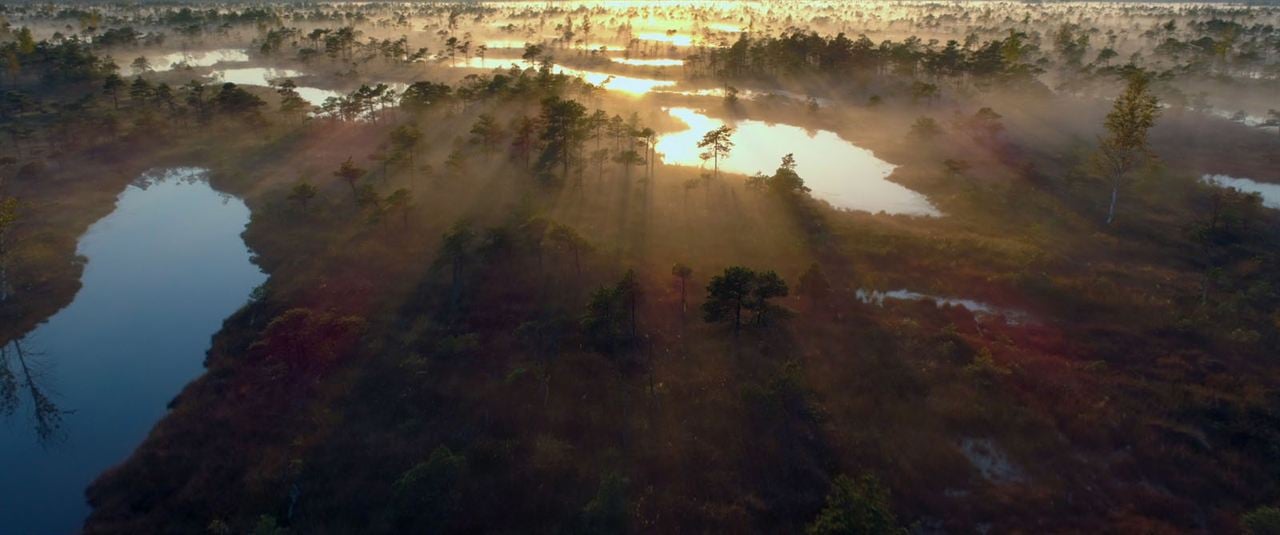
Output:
[{"xmin": 0, "ymin": 168, "xmax": 265, "ymax": 534}]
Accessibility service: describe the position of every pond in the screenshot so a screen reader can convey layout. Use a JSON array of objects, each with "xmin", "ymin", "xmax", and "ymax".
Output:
[
  {"xmin": 1202, "ymin": 174, "xmax": 1280, "ymax": 209},
  {"xmin": 654, "ymin": 108, "xmax": 940, "ymax": 216},
  {"xmin": 449, "ymin": 57, "xmax": 676, "ymax": 96},
  {"xmin": 0, "ymin": 168, "xmax": 265, "ymax": 534},
  {"xmin": 482, "ymin": 39, "xmax": 627, "ymax": 51},
  {"xmin": 637, "ymin": 32, "xmax": 695, "ymax": 47},
  {"xmin": 213, "ymin": 66, "xmax": 303, "ymax": 87},
  {"xmin": 612, "ymin": 57, "xmax": 685, "ymax": 67},
  {"xmin": 208, "ymin": 67, "xmax": 345, "ymax": 107},
  {"xmin": 855, "ymin": 288, "xmax": 1030, "ymax": 324},
  {"xmin": 145, "ymin": 48, "xmax": 249, "ymax": 71}
]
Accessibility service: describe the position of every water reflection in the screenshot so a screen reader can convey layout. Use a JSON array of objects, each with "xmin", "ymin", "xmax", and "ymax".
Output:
[
  {"xmin": 0, "ymin": 337, "xmax": 68, "ymax": 446},
  {"xmin": 1202, "ymin": 174, "xmax": 1280, "ymax": 209},
  {"xmin": 612, "ymin": 57, "xmax": 684, "ymax": 67},
  {"xmin": 0, "ymin": 168, "xmax": 265, "ymax": 534},
  {"xmin": 213, "ymin": 67, "xmax": 303, "ymax": 86},
  {"xmin": 637, "ymin": 32, "xmax": 694, "ymax": 47},
  {"xmin": 146, "ymin": 48, "xmax": 249, "ymax": 71},
  {"xmin": 483, "ymin": 39, "xmax": 626, "ymax": 51},
  {"xmin": 450, "ymin": 58, "xmax": 676, "ymax": 95},
  {"xmin": 207, "ymin": 68, "xmax": 344, "ymax": 106},
  {"xmin": 654, "ymin": 108, "xmax": 940, "ymax": 216}
]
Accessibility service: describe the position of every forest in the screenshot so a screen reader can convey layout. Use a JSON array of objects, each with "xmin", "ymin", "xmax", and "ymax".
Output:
[{"xmin": 1, "ymin": 1, "xmax": 1279, "ymax": 533}]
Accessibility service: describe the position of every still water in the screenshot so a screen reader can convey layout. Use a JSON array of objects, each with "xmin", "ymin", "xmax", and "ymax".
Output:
[
  {"xmin": 449, "ymin": 57, "xmax": 677, "ymax": 95},
  {"xmin": 0, "ymin": 168, "xmax": 265, "ymax": 534},
  {"xmin": 655, "ymin": 108, "xmax": 940, "ymax": 216},
  {"xmin": 146, "ymin": 48, "xmax": 249, "ymax": 71},
  {"xmin": 209, "ymin": 67, "xmax": 343, "ymax": 106},
  {"xmin": 1202, "ymin": 174, "xmax": 1280, "ymax": 209}
]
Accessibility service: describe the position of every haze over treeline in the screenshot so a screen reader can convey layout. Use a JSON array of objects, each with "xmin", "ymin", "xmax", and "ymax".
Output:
[{"xmin": 1, "ymin": 0, "xmax": 1279, "ymax": 533}]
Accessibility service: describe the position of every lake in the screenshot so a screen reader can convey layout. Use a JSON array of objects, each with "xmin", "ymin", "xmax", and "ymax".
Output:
[
  {"xmin": 145, "ymin": 48, "xmax": 249, "ymax": 72},
  {"xmin": 654, "ymin": 108, "xmax": 940, "ymax": 216},
  {"xmin": 0, "ymin": 168, "xmax": 265, "ymax": 534},
  {"xmin": 1202, "ymin": 174, "xmax": 1280, "ymax": 209},
  {"xmin": 448, "ymin": 57, "xmax": 677, "ymax": 95}
]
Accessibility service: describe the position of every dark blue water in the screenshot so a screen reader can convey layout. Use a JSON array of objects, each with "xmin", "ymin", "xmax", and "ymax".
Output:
[{"xmin": 0, "ymin": 168, "xmax": 265, "ymax": 534}]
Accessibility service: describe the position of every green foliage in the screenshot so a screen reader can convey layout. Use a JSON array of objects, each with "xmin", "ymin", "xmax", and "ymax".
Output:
[
  {"xmin": 469, "ymin": 113, "xmax": 504, "ymax": 149},
  {"xmin": 909, "ymin": 117, "xmax": 941, "ymax": 140},
  {"xmin": 214, "ymin": 82, "xmax": 266, "ymax": 117},
  {"xmin": 750, "ymin": 153, "xmax": 810, "ymax": 197},
  {"xmin": 807, "ymin": 475, "xmax": 905, "ymax": 535},
  {"xmin": 582, "ymin": 270, "xmax": 643, "ymax": 356},
  {"xmin": 286, "ymin": 180, "xmax": 318, "ymax": 209},
  {"xmin": 703, "ymin": 266, "xmax": 790, "ymax": 331},
  {"xmin": 1243, "ymin": 506, "xmax": 1280, "ymax": 535},
  {"xmin": 394, "ymin": 446, "xmax": 467, "ymax": 530},
  {"xmin": 1091, "ymin": 71, "xmax": 1160, "ymax": 224},
  {"xmin": 580, "ymin": 473, "xmax": 629, "ymax": 535},
  {"xmin": 276, "ymin": 79, "xmax": 310, "ymax": 116},
  {"xmin": 251, "ymin": 515, "xmax": 289, "ymax": 535},
  {"xmin": 797, "ymin": 263, "xmax": 831, "ymax": 304},
  {"xmin": 248, "ymin": 308, "xmax": 367, "ymax": 375},
  {"xmin": 400, "ymin": 81, "xmax": 453, "ymax": 113},
  {"xmin": 703, "ymin": 266, "xmax": 755, "ymax": 330},
  {"xmin": 333, "ymin": 157, "xmax": 366, "ymax": 199},
  {"xmin": 964, "ymin": 347, "xmax": 1012, "ymax": 387},
  {"xmin": 697, "ymin": 125, "xmax": 734, "ymax": 177},
  {"xmin": 536, "ymin": 96, "xmax": 590, "ymax": 180}
]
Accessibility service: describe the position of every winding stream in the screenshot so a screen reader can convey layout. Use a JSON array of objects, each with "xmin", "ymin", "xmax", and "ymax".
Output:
[{"xmin": 0, "ymin": 168, "xmax": 264, "ymax": 534}]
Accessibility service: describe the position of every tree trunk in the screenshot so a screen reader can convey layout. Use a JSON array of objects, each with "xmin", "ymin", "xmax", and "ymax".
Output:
[
  {"xmin": 679, "ymin": 278, "xmax": 686, "ymax": 315},
  {"xmin": 630, "ymin": 299, "xmax": 637, "ymax": 339},
  {"xmin": 1106, "ymin": 183, "xmax": 1118, "ymax": 225}
]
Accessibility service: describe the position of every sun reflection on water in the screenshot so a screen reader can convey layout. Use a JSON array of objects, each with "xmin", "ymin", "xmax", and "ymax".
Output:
[{"xmin": 655, "ymin": 108, "xmax": 940, "ymax": 216}]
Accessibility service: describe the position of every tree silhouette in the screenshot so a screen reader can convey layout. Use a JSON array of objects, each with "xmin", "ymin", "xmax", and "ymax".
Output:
[
  {"xmin": 439, "ymin": 221, "xmax": 475, "ymax": 313},
  {"xmin": 797, "ymin": 263, "xmax": 830, "ymax": 313},
  {"xmin": 704, "ymin": 266, "xmax": 789, "ymax": 331},
  {"xmin": 617, "ymin": 269, "xmax": 642, "ymax": 338},
  {"xmin": 0, "ymin": 196, "xmax": 17, "ymax": 302},
  {"xmin": 749, "ymin": 270, "xmax": 788, "ymax": 326},
  {"xmin": 287, "ymin": 180, "xmax": 318, "ymax": 210},
  {"xmin": 385, "ymin": 188, "xmax": 412, "ymax": 228},
  {"xmin": 807, "ymin": 474, "xmax": 906, "ymax": 535},
  {"xmin": 909, "ymin": 117, "xmax": 941, "ymax": 140},
  {"xmin": 703, "ymin": 266, "xmax": 755, "ymax": 332},
  {"xmin": 469, "ymin": 113, "xmax": 503, "ymax": 150},
  {"xmin": 547, "ymin": 222, "xmax": 592, "ymax": 276},
  {"xmin": 671, "ymin": 263, "xmax": 692, "ymax": 315},
  {"xmin": 102, "ymin": 73, "xmax": 124, "ymax": 109},
  {"xmin": 389, "ymin": 124, "xmax": 423, "ymax": 170},
  {"xmin": 768, "ymin": 153, "xmax": 809, "ymax": 196},
  {"xmin": 536, "ymin": 97, "xmax": 589, "ymax": 181},
  {"xmin": 1092, "ymin": 71, "xmax": 1160, "ymax": 225},
  {"xmin": 612, "ymin": 148, "xmax": 643, "ymax": 180},
  {"xmin": 2, "ymin": 338, "xmax": 68, "ymax": 446},
  {"xmin": 515, "ymin": 311, "xmax": 572, "ymax": 404},
  {"xmin": 697, "ymin": 125, "xmax": 734, "ymax": 178},
  {"xmin": 582, "ymin": 286, "xmax": 627, "ymax": 355},
  {"xmin": 276, "ymin": 79, "xmax": 310, "ymax": 118},
  {"xmin": 333, "ymin": 157, "xmax": 366, "ymax": 200}
]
